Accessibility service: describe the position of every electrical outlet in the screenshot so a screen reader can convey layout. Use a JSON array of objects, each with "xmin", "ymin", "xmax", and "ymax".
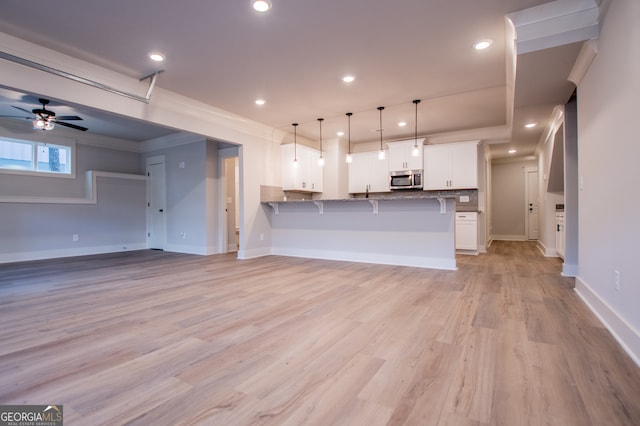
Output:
[
  {"xmin": 260, "ymin": 233, "xmax": 264, "ymax": 241},
  {"xmin": 614, "ymin": 270, "xmax": 621, "ymax": 291},
  {"xmin": 72, "ymin": 234, "xmax": 79, "ymax": 242},
  {"xmin": 180, "ymin": 232, "xmax": 186, "ymax": 239}
]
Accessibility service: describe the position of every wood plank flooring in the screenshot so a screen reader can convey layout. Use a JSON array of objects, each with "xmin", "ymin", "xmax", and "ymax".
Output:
[{"xmin": 1, "ymin": 241, "xmax": 639, "ymax": 425}]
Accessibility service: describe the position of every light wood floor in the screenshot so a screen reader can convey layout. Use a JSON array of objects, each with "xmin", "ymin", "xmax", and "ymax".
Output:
[{"xmin": 1, "ymin": 242, "xmax": 639, "ymax": 425}]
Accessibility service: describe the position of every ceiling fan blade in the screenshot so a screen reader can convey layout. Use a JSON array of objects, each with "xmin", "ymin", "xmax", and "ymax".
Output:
[
  {"xmin": 55, "ymin": 121, "xmax": 88, "ymax": 131},
  {"xmin": 56, "ymin": 115, "xmax": 83, "ymax": 121},
  {"xmin": 11, "ymin": 105, "xmax": 33, "ymax": 115},
  {"xmin": 0, "ymin": 115, "xmax": 31, "ymax": 119}
]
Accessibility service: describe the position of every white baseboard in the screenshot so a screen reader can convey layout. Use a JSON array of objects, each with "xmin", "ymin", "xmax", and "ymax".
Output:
[
  {"xmin": 0, "ymin": 243, "xmax": 147, "ymax": 264},
  {"xmin": 575, "ymin": 277, "xmax": 640, "ymax": 367},
  {"xmin": 492, "ymin": 234, "xmax": 527, "ymax": 241},
  {"xmin": 270, "ymin": 247, "xmax": 457, "ymax": 270},
  {"xmin": 536, "ymin": 240, "xmax": 560, "ymax": 257},
  {"xmin": 237, "ymin": 247, "xmax": 272, "ymax": 260},
  {"xmin": 163, "ymin": 244, "xmax": 219, "ymax": 256},
  {"xmin": 562, "ymin": 263, "xmax": 579, "ymax": 277}
]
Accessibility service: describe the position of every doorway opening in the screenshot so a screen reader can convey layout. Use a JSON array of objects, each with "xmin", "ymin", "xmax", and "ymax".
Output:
[
  {"xmin": 146, "ymin": 155, "xmax": 166, "ymax": 250},
  {"xmin": 219, "ymin": 148, "xmax": 240, "ymax": 254}
]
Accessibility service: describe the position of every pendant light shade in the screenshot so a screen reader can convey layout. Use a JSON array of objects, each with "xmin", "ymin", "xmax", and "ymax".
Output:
[
  {"xmin": 377, "ymin": 106, "xmax": 386, "ymax": 160},
  {"xmin": 292, "ymin": 123, "xmax": 299, "ymax": 168},
  {"xmin": 317, "ymin": 118, "xmax": 325, "ymax": 166},
  {"xmin": 345, "ymin": 112, "xmax": 353, "ymax": 163},
  {"xmin": 412, "ymin": 99, "xmax": 421, "ymax": 157}
]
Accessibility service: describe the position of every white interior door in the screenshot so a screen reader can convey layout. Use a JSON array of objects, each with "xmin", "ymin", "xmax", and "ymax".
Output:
[
  {"xmin": 526, "ymin": 169, "xmax": 539, "ymax": 240},
  {"xmin": 146, "ymin": 157, "xmax": 166, "ymax": 249}
]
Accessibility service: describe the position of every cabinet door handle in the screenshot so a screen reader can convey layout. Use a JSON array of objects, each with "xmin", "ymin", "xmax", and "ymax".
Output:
[{"xmin": 557, "ymin": 224, "xmax": 560, "ymax": 232}]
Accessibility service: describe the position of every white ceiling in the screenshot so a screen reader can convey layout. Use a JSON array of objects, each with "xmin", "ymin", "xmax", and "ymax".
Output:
[{"xmin": 0, "ymin": 0, "xmax": 590, "ymax": 157}]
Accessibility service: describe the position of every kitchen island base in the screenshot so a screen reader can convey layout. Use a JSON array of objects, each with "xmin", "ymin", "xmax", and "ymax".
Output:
[{"xmin": 264, "ymin": 197, "xmax": 456, "ymax": 270}]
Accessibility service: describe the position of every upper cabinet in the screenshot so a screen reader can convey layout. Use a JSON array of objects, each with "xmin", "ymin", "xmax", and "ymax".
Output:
[
  {"xmin": 348, "ymin": 151, "xmax": 390, "ymax": 194},
  {"xmin": 387, "ymin": 139, "xmax": 424, "ymax": 171},
  {"xmin": 281, "ymin": 144, "xmax": 323, "ymax": 193},
  {"xmin": 423, "ymin": 140, "xmax": 479, "ymax": 190}
]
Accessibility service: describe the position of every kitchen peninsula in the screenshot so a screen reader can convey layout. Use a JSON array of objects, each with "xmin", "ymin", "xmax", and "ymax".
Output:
[{"xmin": 262, "ymin": 194, "xmax": 457, "ymax": 270}]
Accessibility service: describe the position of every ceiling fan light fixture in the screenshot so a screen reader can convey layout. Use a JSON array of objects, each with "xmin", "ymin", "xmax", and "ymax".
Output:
[{"xmin": 252, "ymin": 0, "xmax": 272, "ymax": 12}]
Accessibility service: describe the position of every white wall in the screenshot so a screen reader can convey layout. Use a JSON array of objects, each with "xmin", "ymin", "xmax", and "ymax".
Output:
[{"xmin": 574, "ymin": 0, "xmax": 640, "ymax": 364}]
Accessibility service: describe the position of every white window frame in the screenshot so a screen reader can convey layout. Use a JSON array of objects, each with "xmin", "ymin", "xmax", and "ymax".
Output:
[{"xmin": 0, "ymin": 136, "xmax": 76, "ymax": 179}]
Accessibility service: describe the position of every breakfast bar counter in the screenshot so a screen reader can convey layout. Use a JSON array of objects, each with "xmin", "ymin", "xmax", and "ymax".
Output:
[{"xmin": 262, "ymin": 195, "xmax": 457, "ymax": 270}]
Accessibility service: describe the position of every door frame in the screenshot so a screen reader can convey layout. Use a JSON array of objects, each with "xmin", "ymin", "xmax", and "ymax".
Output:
[
  {"xmin": 218, "ymin": 147, "xmax": 240, "ymax": 254},
  {"xmin": 525, "ymin": 166, "xmax": 539, "ymax": 240},
  {"xmin": 146, "ymin": 155, "xmax": 166, "ymax": 250}
]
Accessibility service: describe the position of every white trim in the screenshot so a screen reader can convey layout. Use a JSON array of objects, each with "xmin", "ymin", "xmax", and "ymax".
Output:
[
  {"xmin": 562, "ymin": 263, "xmax": 579, "ymax": 277},
  {"xmin": 492, "ymin": 234, "xmax": 527, "ymax": 241},
  {"xmin": 575, "ymin": 277, "xmax": 640, "ymax": 367},
  {"xmin": 140, "ymin": 133, "xmax": 205, "ymax": 153},
  {"xmin": 0, "ymin": 243, "xmax": 147, "ymax": 264},
  {"xmin": 237, "ymin": 247, "xmax": 271, "ymax": 260},
  {"xmin": 163, "ymin": 244, "xmax": 220, "ymax": 256},
  {"xmin": 0, "ymin": 170, "xmax": 146, "ymax": 204},
  {"xmin": 270, "ymin": 247, "xmax": 457, "ymax": 271},
  {"xmin": 568, "ymin": 38, "xmax": 599, "ymax": 85},
  {"xmin": 537, "ymin": 240, "xmax": 560, "ymax": 257}
]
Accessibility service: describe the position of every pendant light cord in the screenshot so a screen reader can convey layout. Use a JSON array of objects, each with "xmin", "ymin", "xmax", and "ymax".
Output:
[
  {"xmin": 346, "ymin": 112, "xmax": 353, "ymax": 154},
  {"xmin": 378, "ymin": 106, "xmax": 384, "ymax": 150},
  {"xmin": 413, "ymin": 99, "xmax": 421, "ymax": 149},
  {"xmin": 292, "ymin": 123, "xmax": 298, "ymax": 161},
  {"xmin": 318, "ymin": 118, "xmax": 324, "ymax": 156}
]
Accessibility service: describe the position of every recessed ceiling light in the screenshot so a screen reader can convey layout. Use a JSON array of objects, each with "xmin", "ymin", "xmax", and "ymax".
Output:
[
  {"xmin": 508, "ymin": 149, "xmax": 517, "ymax": 154},
  {"xmin": 524, "ymin": 122, "xmax": 537, "ymax": 128},
  {"xmin": 255, "ymin": 99, "xmax": 266, "ymax": 106},
  {"xmin": 473, "ymin": 40, "xmax": 492, "ymax": 50},
  {"xmin": 337, "ymin": 131, "xmax": 344, "ymax": 136},
  {"xmin": 342, "ymin": 75, "xmax": 355, "ymax": 83},
  {"xmin": 252, "ymin": 0, "xmax": 272, "ymax": 12},
  {"xmin": 398, "ymin": 121, "xmax": 407, "ymax": 127},
  {"xmin": 148, "ymin": 52, "xmax": 165, "ymax": 62}
]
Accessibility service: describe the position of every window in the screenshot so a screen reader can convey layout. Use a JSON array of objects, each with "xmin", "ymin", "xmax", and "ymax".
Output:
[{"xmin": 0, "ymin": 137, "xmax": 74, "ymax": 177}]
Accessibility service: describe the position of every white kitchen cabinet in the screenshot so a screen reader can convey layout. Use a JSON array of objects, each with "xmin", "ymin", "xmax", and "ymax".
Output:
[
  {"xmin": 556, "ymin": 212, "xmax": 565, "ymax": 259},
  {"xmin": 348, "ymin": 151, "xmax": 390, "ymax": 194},
  {"xmin": 387, "ymin": 139, "xmax": 424, "ymax": 171},
  {"xmin": 455, "ymin": 212, "xmax": 478, "ymax": 251},
  {"xmin": 423, "ymin": 140, "xmax": 478, "ymax": 190},
  {"xmin": 281, "ymin": 144, "xmax": 323, "ymax": 192}
]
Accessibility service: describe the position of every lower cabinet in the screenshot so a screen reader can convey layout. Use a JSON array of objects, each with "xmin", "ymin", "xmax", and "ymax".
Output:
[{"xmin": 455, "ymin": 212, "xmax": 478, "ymax": 251}]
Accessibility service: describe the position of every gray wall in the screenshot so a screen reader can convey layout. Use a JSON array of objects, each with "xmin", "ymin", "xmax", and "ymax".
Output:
[
  {"xmin": 142, "ymin": 136, "xmax": 222, "ymax": 255},
  {"xmin": 574, "ymin": 0, "xmax": 640, "ymax": 363},
  {"xmin": 0, "ymin": 123, "xmax": 146, "ymax": 262}
]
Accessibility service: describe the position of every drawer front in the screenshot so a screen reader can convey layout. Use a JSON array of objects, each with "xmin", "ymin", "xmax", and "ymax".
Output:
[{"xmin": 456, "ymin": 212, "xmax": 478, "ymax": 221}]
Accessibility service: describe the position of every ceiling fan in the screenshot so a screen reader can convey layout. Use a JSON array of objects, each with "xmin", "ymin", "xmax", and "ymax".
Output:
[{"xmin": 0, "ymin": 98, "xmax": 88, "ymax": 131}]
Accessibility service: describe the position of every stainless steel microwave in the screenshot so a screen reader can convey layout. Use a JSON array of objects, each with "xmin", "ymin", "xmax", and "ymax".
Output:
[{"xmin": 389, "ymin": 169, "xmax": 423, "ymax": 190}]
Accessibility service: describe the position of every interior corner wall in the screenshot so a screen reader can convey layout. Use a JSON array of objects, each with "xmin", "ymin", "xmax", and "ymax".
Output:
[
  {"xmin": 537, "ymin": 122, "xmax": 564, "ymax": 257},
  {"xmin": 574, "ymin": 0, "xmax": 640, "ymax": 364}
]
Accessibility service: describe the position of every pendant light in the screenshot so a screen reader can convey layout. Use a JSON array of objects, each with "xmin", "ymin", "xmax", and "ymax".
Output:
[
  {"xmin": 412, "ymin": 99, "xmax": 421, "ymax": 157},
  {"xmin": 317, "ymin": 118, "xmax": 325, "ymax": 167},
  {"xmin": 292, "ymin": 123, "xmax": 299, "ymax": 168},
  {"xmin": 377, "ymin": 106, "xmax": 386, "ymax": 160},
  {"xmin": 345, "ymin": 112, "xmax": 353, "ymax": 163}
]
